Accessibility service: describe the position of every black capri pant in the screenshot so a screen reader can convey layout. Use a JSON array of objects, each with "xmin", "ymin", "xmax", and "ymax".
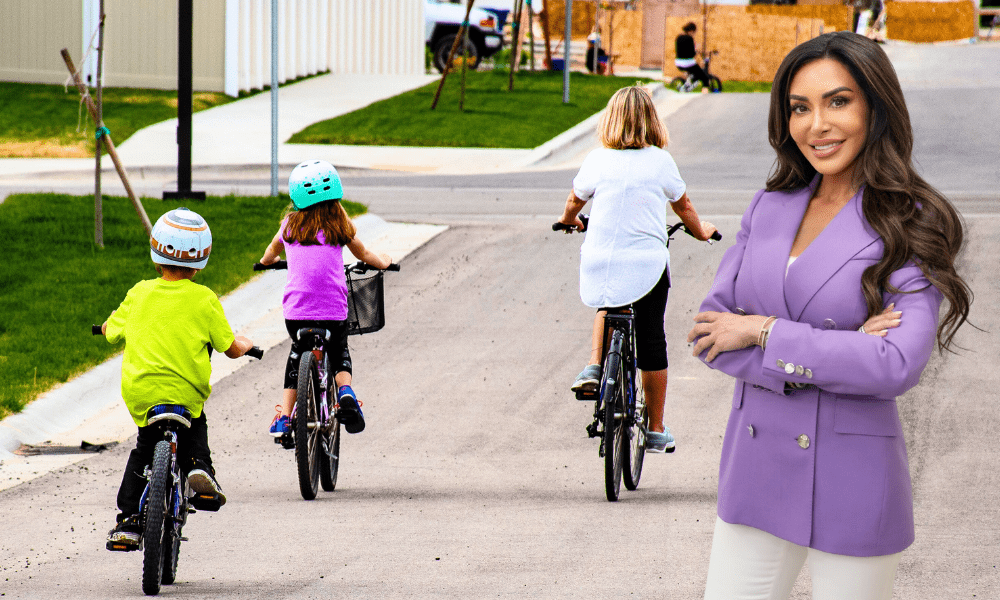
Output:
[
  {"xmin": 601, "ymin": 265, "xmax": 670, "ymax": 372},
  {"xmin": 283, "ymin": 319, "xmax": 352, "ymax": 389}
]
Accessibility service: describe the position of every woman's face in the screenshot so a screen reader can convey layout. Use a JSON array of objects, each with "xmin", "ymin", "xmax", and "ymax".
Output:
[{"xmin": 788, "ymin": 58, "xmax": 868, "ymax": 182}]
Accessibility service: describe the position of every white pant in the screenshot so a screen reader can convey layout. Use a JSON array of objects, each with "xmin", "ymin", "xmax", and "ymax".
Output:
[{"xmin": 703, "ymin": 518, "xmax": 902, "ymax": 600}]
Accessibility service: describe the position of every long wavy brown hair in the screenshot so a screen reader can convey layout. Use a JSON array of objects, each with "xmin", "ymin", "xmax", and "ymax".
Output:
[
  {"xmin": 766, "ymin": 32, "xmax": 972, "ymax": 351},
  {"xmin": 282, "ymin": 200, "xmax": 356, "ymax": 247}
]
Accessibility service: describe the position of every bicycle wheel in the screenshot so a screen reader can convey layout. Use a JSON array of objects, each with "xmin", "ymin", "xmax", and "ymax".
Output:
[
  {"xmin": 160, "ymin": 486, "xmax": 183, "ymax": 585},
  {"xmin": 141, "ymin": 441, "xmax": 171, "ymax": 596},
  {"xmin": 623, "ymin": 373, "xmax": 646, "ymax": 491},
  {"xmin": 668, "ymin": 77, "xmax": 687, "ymax": 92},
  {"xmin": 295, "ymin": 351, "xmax": 322, "ymax": 500},
  {"xmin": 708, "ymin": 75, "xmax": 723, "ymax": 93},
  {"xmin": 602, "ymin": 331, "xmax": 626, "ymax": 502},
  {"xmin": 319, "ymin": 417, "xmax": 341, "ymax": 492},
  {"xmin": 160, "ymin": 511, "xmax": 180, "ymax": 585}
]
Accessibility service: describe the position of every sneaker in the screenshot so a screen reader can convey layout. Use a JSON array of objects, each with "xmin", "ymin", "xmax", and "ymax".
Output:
[
  {"xmin": 106, "ymin": 515, "xmax": 142, "ymax": 551},
  {"xmin": 187, "ymin": 468, "xmax": 227, "ymax": 507},
  {"xmin": 570, "ymin": 364, "xmax": 601, "ymax": 393},
  {"xmin": 336, "ymin": 386, "xmax": 366, "ymax": 434},
  {"xmin": 269, "ymin": 414, "xmax": 290, "ymax": 437},
  {"xmin": 646, "ymin": 428, "xmax": 676, "ymax": 454}
]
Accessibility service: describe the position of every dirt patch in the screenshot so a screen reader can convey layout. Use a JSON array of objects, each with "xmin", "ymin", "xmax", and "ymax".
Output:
[{"xmin": 0, "ymin": 139, "xmax": 90, "ymax": 158}]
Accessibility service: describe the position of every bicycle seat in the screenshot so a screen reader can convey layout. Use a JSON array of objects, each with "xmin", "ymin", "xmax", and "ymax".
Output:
[{"xmin": 147, "ymin": 405, "xmax": 193, "ymax": 428}]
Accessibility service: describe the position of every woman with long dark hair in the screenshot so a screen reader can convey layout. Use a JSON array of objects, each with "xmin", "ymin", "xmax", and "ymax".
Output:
[{"xmin": 687, "ymin": 32, "xmax": 972, "ymax": 599}]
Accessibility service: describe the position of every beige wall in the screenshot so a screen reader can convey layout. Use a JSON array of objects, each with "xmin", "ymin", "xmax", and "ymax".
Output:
[
  {"xmin": 0, "ymin": 0, "xmax": 425, "ymax": 94},
  {"xmin": 0, "ymin": 0, "xmax": 84, "ymax": 85}
]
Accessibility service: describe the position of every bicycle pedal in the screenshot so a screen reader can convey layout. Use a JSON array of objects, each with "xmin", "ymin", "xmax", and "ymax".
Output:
[
  {"xmin": 106, "ymin": 540, "xmax": 140, "ymax": 552},
  {"xmin": 189, "ymin": 494, "xmax": 222, "ymax": 512}
]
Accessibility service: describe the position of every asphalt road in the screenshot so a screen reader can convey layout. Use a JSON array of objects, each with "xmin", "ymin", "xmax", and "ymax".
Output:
[{"xmin": 2, "ymin": 50, "xmax": 999, "ymax": 599}]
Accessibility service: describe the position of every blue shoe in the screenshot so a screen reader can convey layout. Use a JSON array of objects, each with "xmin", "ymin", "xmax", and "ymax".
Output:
[
  {"xmin": 571, "ymin": 364, "xmax": 601, "ymax": 393},
  {"xmin": 269, "ymin": 414, "xmax": 290, "ymax": 437},
  {"xmin": 337, "ymin": 386, "xmax": 365, "ymax": 434},
  {"xmin": 646, "ymin": 428, "xmax": 675, "ymax": 453}
]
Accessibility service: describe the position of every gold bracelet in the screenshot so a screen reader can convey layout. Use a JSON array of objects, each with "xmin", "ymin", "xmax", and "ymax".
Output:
[{"xmin": 757, "ymin": 316, "xmax": 777, "ymax": 348}]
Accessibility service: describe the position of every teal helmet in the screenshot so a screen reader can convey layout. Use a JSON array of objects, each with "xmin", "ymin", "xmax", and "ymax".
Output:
[{"xmin": 288, "ymin": 160, "xmax": 343, "ymax": 210}]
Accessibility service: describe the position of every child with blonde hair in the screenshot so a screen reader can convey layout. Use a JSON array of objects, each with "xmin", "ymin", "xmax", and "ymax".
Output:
[
  {"xmin": 260, "ymin": 160, "xmax": 391, "ymax": 437},
  {"xmin": 556, "ymin": 85, "xmax": 716, "ymax": 452}
]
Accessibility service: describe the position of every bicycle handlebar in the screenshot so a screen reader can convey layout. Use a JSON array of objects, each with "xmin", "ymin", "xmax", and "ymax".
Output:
[
  {"xmin": 667, "ymin": 222, "xmax": 723, "ymax": 243},
  {"xmin": 552, "ymin": 214, "xmax": 589, "ymax": 233},
  {"xmin": 253, "ymin": 260, "xmax": 400, "ymax": 273}
]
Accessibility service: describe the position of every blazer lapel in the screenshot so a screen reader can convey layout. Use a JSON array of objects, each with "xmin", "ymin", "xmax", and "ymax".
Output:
[
  {"xmin": 784, "ymin": 186, "xmax": 881, "ymax": 321},
  {"xmin": 749, "ymin": 183, "xmax": 815, "ymax": 320}
]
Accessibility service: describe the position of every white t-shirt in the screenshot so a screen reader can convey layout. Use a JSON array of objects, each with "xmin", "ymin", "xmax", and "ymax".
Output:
[{"xmin": 572, "ymin": 146, "xmax": 686, "ymax": 308}]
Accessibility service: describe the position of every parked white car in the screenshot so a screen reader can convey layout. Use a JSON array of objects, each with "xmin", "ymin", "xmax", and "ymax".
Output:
[{"xmin": 425, "ymin": 0, "xmax": 505, "ymax": 72}]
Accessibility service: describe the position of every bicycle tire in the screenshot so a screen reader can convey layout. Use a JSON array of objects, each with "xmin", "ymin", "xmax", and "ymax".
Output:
[
  {"xmin": 319, "ymin": 418, "xmax": 341, "ymax": 492},
  {"xmin": 669, "ymin": 77, "xmax": 687, "ymax": 92},
  {"xmin": 160, "ymin": 515, "xmax": 180, "ymax": 585},
  {"xmin": 624, "ymin": 377, "xmax": 646, "ymax": 491},
  {"xmin": 295, "ymin": 351, "xmax": 322, "ymax": 500},
  {"xmin": 141, "ymin": 441, "xmax": 171, "ymax": 596},
  {"xmin": 708, "ymin": 75, "xmax": 723, "ymax": 93},
  {"xmin": 603, "ymin": 330, "xmax": 626, "ymax": 502}
]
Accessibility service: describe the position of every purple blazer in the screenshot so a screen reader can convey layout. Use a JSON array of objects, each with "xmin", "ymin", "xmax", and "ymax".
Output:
[{"xmin": 697, "ymin": 181, "xmax": 942, "ymax": 557}]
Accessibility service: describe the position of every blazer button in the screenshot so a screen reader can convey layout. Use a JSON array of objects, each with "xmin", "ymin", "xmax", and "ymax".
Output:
[
  {"xmin": 776, "ymin": 359, "xmax": 785, "ymax": 369},
  {"xmin": 784, "ymin": 363, "xmax": 796, "ymax": 375},
  {"xmin": 797, "ymin": 434, "xmax": 810, "ymax": 449},
  {"xmin": 736, "ymin": 307, "xmax": 747, "ymax": 316},
  {"xmin": 823, "ymin": 318, "xmax": 837, "ymax": 330},
  {"xmin": 804, "ymin": 368, "xmax": 813, "ymax": 379},
  {"xmin": 795, "ymin": 365, "xmax": 805, "ymax": 376},
  {"xmin": 748, "ymin": 425, "xmax": 755, "ymax": 438}
]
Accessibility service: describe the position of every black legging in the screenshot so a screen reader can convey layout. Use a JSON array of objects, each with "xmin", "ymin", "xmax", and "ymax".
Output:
[
  {"xmin": 602, "ymin": 265, "xmax": 670, "ymax": 372},
  {"xmin": 283, "ymin": 319, "xmax": 352, "ymax": 389},
  {"xmin": 681, "ymin": 63, "xmax": 711, "ymax": 89}
]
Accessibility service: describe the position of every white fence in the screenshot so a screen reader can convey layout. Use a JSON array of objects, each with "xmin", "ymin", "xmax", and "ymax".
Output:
[{"xmin": 228, "ymin": 0, "xmax": 425, "ymax": 96}]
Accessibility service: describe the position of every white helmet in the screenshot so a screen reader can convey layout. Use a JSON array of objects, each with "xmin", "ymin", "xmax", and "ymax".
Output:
[{"xmin": 150, "ymin": 208, "xmax": 212, "ymax": 269}]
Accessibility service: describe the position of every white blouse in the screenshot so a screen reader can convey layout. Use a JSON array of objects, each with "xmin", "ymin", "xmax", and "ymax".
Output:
[{"xmin": 572, "ymin": 146, "xmax": 686, "ymax": 308}]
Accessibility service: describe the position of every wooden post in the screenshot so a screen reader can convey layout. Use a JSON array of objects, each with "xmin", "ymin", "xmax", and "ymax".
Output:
[
  {"xmin": 508, "ymin": 0, "xmax": 525, "ymax": 90},
  {"xmin": 62, "ymin": 48, "xmax": 153, "ymax": 238},
  {"xmin": 460, "ymin": 25, "xmax": 470, "ymax": 111},
  {"xmin": 526, "ymin": 0, "xmax": 535, "ymax": 71},
  {"xmin": 539, "ymin": 4, "xmax": 553, "ymax": 69},
  {"xmin": 94, "ymin": 1, "xmax": 105, "ymax": 248},
  {"xmin": 431, "ymin": 0, "xmax": 476, "ymax": 110}
]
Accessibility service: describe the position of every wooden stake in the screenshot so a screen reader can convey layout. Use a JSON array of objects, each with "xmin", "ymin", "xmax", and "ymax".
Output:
[
  {"xmin": 431, "ymin": 0, "xmax": 476, "ymax": 110},
  {"xmin": 62, "ymin": 48, "xmax": 153, "ymax": 238},
  {"xmin": 526, "ymin": 0, "xmax": 535, "ymax": 71},
  {"xmin": 539, "ymin": 3, "xmax": 553, "ymax": 69},
  {"xmin": 94, "ymin": 1, "xmax": 105, "ymax": 248},
  {"xmin": 508, "ymin": 0, "xmax": 525, "ymax": 90}
]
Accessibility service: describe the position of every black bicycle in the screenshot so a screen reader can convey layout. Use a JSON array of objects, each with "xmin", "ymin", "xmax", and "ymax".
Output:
[
  {"xmin": 670, "ymin": 50, "xmax": 723, "ymax": 93},
  {"xmin": 253, "ymin": 260, "xmax": 399, "ymax": 500},
  {"xmin": 553, "ymin": 217, "xmax": 721, "ymax": 501}
]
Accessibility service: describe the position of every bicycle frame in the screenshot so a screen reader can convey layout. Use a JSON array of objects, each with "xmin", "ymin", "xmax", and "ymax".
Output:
[{"xmin": 588, "ymin": 310, "xmax": 639, "ymax": 446}]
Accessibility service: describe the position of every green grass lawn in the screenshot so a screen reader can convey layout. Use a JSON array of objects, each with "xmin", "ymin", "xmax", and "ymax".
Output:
[
  {"xmin": 0, "ymin": 82, "xmax": 235, "ymax": 158},
  {"xmin": 721, "ymin": 81, "xmax": 773, "ymax": 93},
  {"xmin": 288, "ymin": 71, "xmax": 656, "ymax": 148},
  {"xmin": 0, "ymin": 193, "xmax": 366, "ymax": 420}
]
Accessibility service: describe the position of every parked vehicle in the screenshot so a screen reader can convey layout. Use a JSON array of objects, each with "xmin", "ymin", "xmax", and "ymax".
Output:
[{"xmin": 425, "ymin": 0, "xmax": 505, "ymax": 73}]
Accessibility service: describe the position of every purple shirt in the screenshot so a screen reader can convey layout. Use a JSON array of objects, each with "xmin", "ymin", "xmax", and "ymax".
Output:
[{"xmin": 281, "ymin": 221, "xmax": 348, "ymax": 321}]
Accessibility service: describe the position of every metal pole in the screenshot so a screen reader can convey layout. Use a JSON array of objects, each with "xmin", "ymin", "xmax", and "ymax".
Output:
[
  {"xmin": 563, "ymin": 0, "xmax": 571, "ymax": 103},
  {"xmin": 271, "ymin": 0, "xmax": 279, "ymax": 197},
  {"xmin": 164, "ymin": 0, "xmax": 205, "ymax": 200},
  {"xmin": 94, "ymin": 0, "xmax": 105, "ymax": 247}
]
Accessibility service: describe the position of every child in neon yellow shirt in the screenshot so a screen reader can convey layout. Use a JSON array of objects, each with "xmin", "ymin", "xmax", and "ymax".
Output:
[{"xmin": 103, "ymin": 208, "xmax": 253, "ymax": 550}]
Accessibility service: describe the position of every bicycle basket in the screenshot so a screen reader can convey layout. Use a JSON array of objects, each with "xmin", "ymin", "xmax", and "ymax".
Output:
[{"xmin": 345, "ymin": 269, "xmax": 385, "ymax": 335}]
